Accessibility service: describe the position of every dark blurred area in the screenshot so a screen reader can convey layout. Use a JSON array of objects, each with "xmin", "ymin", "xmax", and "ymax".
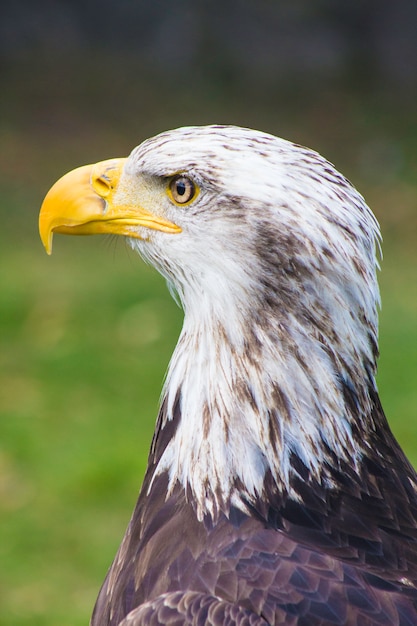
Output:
[{"xmin": 2, "ymin": 0, "xmax": 417, "ymax": 89}]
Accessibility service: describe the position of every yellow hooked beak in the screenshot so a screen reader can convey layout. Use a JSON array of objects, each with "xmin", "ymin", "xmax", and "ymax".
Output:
[{"xmin": 39, "ymin": 158, "xmax": 182, "ymax": 254}]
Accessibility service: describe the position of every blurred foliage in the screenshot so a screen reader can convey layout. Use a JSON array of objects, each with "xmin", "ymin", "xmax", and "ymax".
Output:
[
  {"xmin": 0, "ymin": 232, "xmax": 182, "ymax": 625},
  {"xmin": 0, "ymin": 48, "xmax": 416, "ymax": 626}
]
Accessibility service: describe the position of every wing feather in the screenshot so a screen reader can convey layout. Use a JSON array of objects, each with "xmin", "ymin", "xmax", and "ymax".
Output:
[{"xmin": 118, "ymin": 592, "xmax": 268, "ymax": 626}]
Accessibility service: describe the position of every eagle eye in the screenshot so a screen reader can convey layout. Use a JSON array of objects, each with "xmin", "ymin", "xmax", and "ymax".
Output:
[{"xmin": 168, "ymin": 175, "xmax": 197, "ymax": 205}]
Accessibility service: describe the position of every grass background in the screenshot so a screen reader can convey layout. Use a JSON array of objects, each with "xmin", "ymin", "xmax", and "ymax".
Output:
[{"xmin": 0, "ymin": 63, "xmax": 416, "ymax": 625}]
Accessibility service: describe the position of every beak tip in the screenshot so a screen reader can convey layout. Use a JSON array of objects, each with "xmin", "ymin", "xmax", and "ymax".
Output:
[
  {"xmin": 40, "ymin": 227, "xmax": 53, "ymax": 255},
  {"xmin": 45, "ymin": 239, "xmax": 53, "ymax": 255}
]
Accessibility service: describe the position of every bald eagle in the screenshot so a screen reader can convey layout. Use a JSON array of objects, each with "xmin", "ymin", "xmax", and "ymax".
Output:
[{"xmin": 39, "ymin": 126, "xmax": 417, "ymax": 625}]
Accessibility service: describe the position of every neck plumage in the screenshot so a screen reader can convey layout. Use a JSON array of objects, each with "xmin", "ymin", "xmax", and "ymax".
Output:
[{"xmin": 146, "ymin": 280, "xmax": 380, "ymax": 520}]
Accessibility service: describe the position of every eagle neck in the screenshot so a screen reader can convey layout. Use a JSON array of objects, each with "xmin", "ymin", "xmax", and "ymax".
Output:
[{"xmin": 148, "ymin": 293, "xmax": 378, "ymax": 521}]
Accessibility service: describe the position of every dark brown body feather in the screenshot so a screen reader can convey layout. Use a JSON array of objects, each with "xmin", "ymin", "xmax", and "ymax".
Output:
[{"xmin": 92, "ymin": 395, "xmax": 417, "ymax": 626}]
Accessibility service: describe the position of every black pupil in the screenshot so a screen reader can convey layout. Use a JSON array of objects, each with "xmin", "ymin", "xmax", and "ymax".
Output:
[{"xmin": 176, "ymin": 179, "xmax": 187, "ymax": 196}]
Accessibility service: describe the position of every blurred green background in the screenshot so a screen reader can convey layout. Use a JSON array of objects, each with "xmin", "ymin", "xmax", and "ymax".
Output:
[{"xmin": 0, "ymin": 2, "xmax": 416, "ymax": 624}]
